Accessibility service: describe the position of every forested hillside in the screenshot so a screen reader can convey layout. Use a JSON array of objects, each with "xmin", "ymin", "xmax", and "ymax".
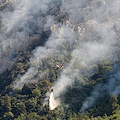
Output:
[{"xmin": 0, "ymin": 0, "xmax": 120, "ymax": 120}]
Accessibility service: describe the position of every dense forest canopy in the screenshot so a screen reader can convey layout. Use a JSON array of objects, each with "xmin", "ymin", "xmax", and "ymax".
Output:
[{"xmin": 0, "ymin": 0, "xmax": 120, "ymax": 119}]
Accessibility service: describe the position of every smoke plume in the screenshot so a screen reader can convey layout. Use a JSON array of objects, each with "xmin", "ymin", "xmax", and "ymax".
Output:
[
  {"xmin": 13, "ymin": 25, "xmax": 76, "ymax": 89},
  {"xmin": 49, "ymin": 0, "xmax": 120, "ymax": 110},
  {"xmin": 80, "ymin": 63, "xmax": 120, "ymax": 112},
  {"xmin": 0, "ymin": 0, "xmax": 51, "ymax": 73},
  {"xmin": 80, "ymin": 84, "xmax": 108, "ymax": 112},
  {"xmin": 7, "ymin": 0, "xmax": 120, "ymax": 111}
]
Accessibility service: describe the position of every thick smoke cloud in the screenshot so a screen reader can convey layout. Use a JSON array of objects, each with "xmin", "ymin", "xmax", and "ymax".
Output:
[
  {"xmin": 50, "ymin": 0, "xmax": 120, "ymax": 110},
  {"xmin": 9, "ymin": 0, "xmax": 120, "ymax": 111},
  {"xmin": 0, "ymin": 0, "xmax": 51, "ymax": 73},
  {"xmin": 13, "ymin": 25, "xmax": 75, "ymax": 89},
  {"xmin": 50, "ymin": 22, "xmax": 118, "ymax": 109}
]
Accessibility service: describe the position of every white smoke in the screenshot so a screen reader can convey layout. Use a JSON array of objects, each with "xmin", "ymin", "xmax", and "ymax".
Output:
[
  {"xmin": 80, "ymin": 62, "xmax": 120, "ymax": 112},
  {"xmin": 80, "ymin": 84, "xmax": 108, "ymax": 112},
  {"xmin": 51, "ymin": 21, "xmax": 118, "ymax": 107},
  {"xmin": 0, "ymin": 0, "xmax": 52, "ymax": 73},
  {"xmin": 9, "ymin": 0, "xmax": 120, "ymax": 111},
  {"xmin": 2, "ymin": 0, "xmax": 50, "ymax": 32},
  {"xmin": 13, "ymin": 25, "xmax": 76, "ymax": 89},
  {"xmin": 49, "ymin": 0, "xmax": 120, "ymax": 110}
]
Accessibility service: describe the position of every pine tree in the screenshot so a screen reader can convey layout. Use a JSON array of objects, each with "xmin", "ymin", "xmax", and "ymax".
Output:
[{"xmin": 111, "ymin": 95, "xmax": 120, "ymax": 114}]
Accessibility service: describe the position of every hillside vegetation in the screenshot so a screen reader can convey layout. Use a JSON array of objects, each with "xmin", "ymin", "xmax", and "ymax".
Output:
[{"xmin": 0, "ymin": 0, "xmax": 120, "ymax": 120}]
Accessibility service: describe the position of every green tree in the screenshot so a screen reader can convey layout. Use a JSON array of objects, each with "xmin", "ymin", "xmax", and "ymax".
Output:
[
  {"xmin": 111, "ymin": 95, "xmax": 120, "ymax": 114},
  {"xmin": 25, "ymin": 98, "xmax": 37, "ymax": 113},
  {"xmin": 3, "ymin": 112, "xmax": 14, "ymax": 120},
  {"xmin": 16, "ymin": 102, "xmax": 26, "ymax": 115},
  {"xmin": 32, "ymin": 88, "xmax": 41, "ymax": 97},
  {"xmin": 82, "ymin": 115, "xmax": 90, "ymax": 120},
  {"xmin": 26, "ymin": 112, "xmax": 40, "ymax": 120},
  {"xmin": 0, "ymin": 94, "xmax": 12, "ymax": 116},
  {"xmin": 14, "ymin": 113, "xmax": 26, "ymax": 120},
  {"xmin": 4, "ymin": 94, "xmax": 11, "ymax": 112},
  {"xmin": 39, "ymin": 116, "xmax": 48, "ymax": 120}
]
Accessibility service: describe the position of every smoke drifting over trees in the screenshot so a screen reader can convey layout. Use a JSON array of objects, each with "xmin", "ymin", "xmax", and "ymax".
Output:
[
  {"xmin": 0, "ymin": 0, "xmax": 120, "ymax": 112},
  {"xmin": 48, "ymin": 0, "xmax": 120, "ymax": 110},
  {"xmin": 0, "ymin": 0, "xmax": 56, "ymax": 73}
]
